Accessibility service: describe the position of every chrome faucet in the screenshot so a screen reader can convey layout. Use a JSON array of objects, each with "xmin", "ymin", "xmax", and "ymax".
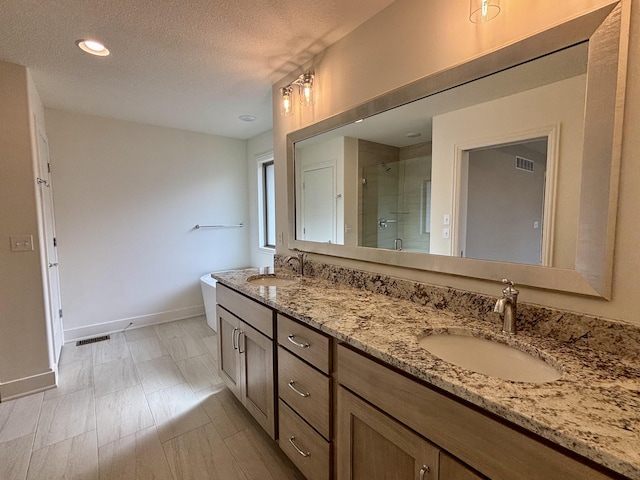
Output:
[
  {"xmin": 394, "ymin": 238, "xmax": 403, "ymax": 251},
  {"xmin": 494, "ymin": 278, "xmax": 519, "ymax": 335},
  {"xmin": 284, "ymin": 249, "xmax": 305, "ymax": 276}
]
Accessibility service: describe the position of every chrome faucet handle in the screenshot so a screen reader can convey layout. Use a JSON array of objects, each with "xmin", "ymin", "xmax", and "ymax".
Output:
[
  {"xmin": 498, "ymin": 279, "xmax": 519, "ymax": 335},
  {"xmin": 284, "ymin": 249, "xmax": 305, "ymax": 276},
  {"xmin": 501, "ymin": 278, "xmax": 519, "ymax": 296}
]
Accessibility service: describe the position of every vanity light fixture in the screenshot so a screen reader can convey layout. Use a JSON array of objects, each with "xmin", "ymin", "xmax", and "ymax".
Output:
[
  {"xmin": 299, "ymin": 72, "xmax": 314, "ymax": 107},
  {"xmin": 280, "ymin": 71, "xmax": 315, "ymax": 116},
  {"xmin": 280, "ymin": 85, "xmax": 295, "ymax": 116},
  {"xmin": 76, "ymin": 39, "xmax": 110, "ymax": 56},
  {"xmin": 469, "ymin": 0, "xmax": 500, "ymax": 23}
]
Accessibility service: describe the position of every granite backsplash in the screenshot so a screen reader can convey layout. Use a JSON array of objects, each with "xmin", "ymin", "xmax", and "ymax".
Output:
[{"xmin": 275, "ymin": 254, "xmax": 640, "ymax": 361}]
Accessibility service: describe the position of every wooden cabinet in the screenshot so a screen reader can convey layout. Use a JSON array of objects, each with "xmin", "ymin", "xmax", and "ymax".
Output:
[
  {"xmin": 337, "ymin": 344, "xmax": 617, "ymax": 480},
  {"xmin": 439, "ymin": 453, "xmax": 485, "ymax": 480},
  {"xmin": 214, "ymin": 283, "xmax": 619, "ymax": 480},
  {"xmin": 216, "ymin": 285, "xmax": 276, "ymax": 439},
  {"xmin": 218, "ymin": 306, "xmax": 242, "ymax": 399},
  {"xmin": 278, "ymin": 314, "xmax": 331, "ymax": 374},
  {"xmin": 277, "ymin": 314, "xmax": 334, "ymax": 479},
  {"xmin": 279, "ymin": 400, "xmax": 331, "ymax": 480},
  {"xmin": 239, "ymin": 318, "xmax": 275, "ymax": 436},
  {"xmin": 337, "ymin": 386, "xmax": 439, "ymax": 480},
  {"xmin": 278, "ymin": 346, "xmax": 331, "ymax": 438}
]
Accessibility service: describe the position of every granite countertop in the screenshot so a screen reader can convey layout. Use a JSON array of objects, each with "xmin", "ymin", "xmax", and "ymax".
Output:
[{"xmin": 213, "ymin": 268, "xmax": 640, "ymax": 479}]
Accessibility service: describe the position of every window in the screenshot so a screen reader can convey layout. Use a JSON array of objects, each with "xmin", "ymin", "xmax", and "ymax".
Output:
[{"xmin": 257, "ymin": 155, "xmax": 276, "ymax": 249}]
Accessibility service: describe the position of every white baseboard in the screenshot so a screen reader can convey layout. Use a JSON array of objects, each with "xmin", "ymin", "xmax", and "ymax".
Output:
[
  {"xmin": 0, "ymin": 370, "xmax": 56, "ymax": 401},
  {"xmin": 63, "ymin": 305, "xmax": 205, "ymax": 343}
]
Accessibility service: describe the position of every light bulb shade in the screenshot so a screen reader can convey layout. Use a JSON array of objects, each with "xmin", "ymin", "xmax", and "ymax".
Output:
[
  {"xmin": 469, "ymin": 0, "xmax": 500, "ymax": 23},
  {"xmin": 281, "ymin": 86, "xmax": 294, "ymax": 116},
  {"xmin": 76, "ymin": 39, "xmax": 110, "ymax": 56},
  {"xmin": 299, "ymin": 72, "xmax": 314, "ymax": 107}
]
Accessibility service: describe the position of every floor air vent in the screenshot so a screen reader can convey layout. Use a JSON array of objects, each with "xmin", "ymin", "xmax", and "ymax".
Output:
[{"xmin": 76, "ymin": 335, "xmax": 110, "ymax": 346}]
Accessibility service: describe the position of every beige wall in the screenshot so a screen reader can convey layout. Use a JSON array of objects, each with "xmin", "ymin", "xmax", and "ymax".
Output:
[
  {"xmin": 0, "ymin": 61, "xmax": 53, "ymax": 399},
  {"xmin": 273, "ymin": 0, "xmax": 640, "ymax": 325},
  {"xmin": 46, "ymin": 109, "xmax": 250, "ymax": 340}
]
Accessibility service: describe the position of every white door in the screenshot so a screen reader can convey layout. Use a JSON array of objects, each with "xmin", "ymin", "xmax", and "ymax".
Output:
[
  {"xmin": 36, "ymin": 130, "xmax": 63, "ymax": 364},
  {"xmin": 301, "ymin": 165, "xmax": 336, "ymax": 243}
]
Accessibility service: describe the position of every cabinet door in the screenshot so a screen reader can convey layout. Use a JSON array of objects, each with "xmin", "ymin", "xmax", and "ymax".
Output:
[
  {"xmin": 239, "ymin": 320, "xmax": 275, "ymax": 439},
  {"xmin": 440, "ymin": 452, "xmax": 486, "ymax": 480},
  {"xmin": 217, "ymin": 306, "xmax": 242, "ymax": 400},
  {"xmin": 337, "ymin": 387, "xmax": 439, "ymax": 480}
]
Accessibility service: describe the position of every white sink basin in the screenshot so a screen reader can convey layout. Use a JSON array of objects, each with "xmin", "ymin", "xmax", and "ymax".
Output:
[
  {"xmin": 246, "ymin": 274, "xmax": 299, "ymax": 287},
  {"xmin": 419, "ymin": 332, "xmax": 562, "ymax": 383}
]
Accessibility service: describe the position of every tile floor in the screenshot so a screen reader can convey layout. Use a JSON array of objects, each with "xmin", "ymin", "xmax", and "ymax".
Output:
[{"xmin": 0, "ymin": 316, "xmax": 305, "ymax": 480}]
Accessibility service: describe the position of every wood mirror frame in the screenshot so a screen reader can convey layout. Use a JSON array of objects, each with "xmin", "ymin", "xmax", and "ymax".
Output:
[{"xmin": 286, "ymin": 1, "xmax": 629, "ymax": 298}]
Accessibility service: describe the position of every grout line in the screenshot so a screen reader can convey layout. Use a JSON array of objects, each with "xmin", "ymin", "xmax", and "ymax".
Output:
[
  {"xmin": 22, "ymin": 392, "xmax": 45, "ymax": 480},
  {"xmin": 91, "ymin": 365, "xmax": 100, "ymax": 477}
]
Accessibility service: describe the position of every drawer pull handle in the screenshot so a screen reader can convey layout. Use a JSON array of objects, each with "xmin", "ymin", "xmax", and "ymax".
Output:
[
  {"xmin": 232, "ymin": 327, "xmax": 239, "ymax": 350},
  {"xmin": 287, "ymin": 334, "xmax": 310, "ymax": 349},
  {"xmin": 288, "ymin": 380, "xmax": 310, "ymax": 397},
  {"xmin": 419, "ymin": 465, "xmax": 430, "ymax": 480},
  {"xmin": 288, "ymin": 436, "xmax": 310, "ymax": 457},
  {"xmin": 238, "ymin": 331, "xmax": 245, "ymax": 354}
]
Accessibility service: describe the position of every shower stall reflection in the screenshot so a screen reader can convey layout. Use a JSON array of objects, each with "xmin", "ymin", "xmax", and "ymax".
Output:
[{"xmin": 360, "ymin": 150, "xmax": 432, "ymax": 253}]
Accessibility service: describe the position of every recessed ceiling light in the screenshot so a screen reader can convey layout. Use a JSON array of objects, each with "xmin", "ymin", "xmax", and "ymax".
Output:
[
  {"xmin": 238, "ymin": 115, "xmax": 257, "ymax": 122},
  {"xmin": 355, "ymin": 119, "xmax": 364, "ymax": 123},
  {"xmin": 76, "ymin": 39, "xmax": 110, "ymax": 57},
  {"xmin": 406, "ymin": 132, "xmax": 422, "ymax": 138}
]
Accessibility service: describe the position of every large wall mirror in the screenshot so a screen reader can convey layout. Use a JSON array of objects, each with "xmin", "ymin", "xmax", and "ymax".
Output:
[{"xmin": 287, "ymin": 1, "xmax": 629, "ymax": 298}]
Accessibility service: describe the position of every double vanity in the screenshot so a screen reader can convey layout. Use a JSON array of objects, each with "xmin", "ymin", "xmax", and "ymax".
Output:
[{"xmin": 213, "ymin": 265, "xmax": 639, "ymax": 480}]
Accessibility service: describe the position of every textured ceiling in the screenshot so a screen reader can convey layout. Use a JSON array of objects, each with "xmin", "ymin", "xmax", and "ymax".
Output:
[{"xmin": 0, "ymin": 0, "xmax": 396, "ymax": 139}]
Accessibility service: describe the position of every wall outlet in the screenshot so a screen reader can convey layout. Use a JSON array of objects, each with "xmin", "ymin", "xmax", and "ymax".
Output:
[
  {"xmin": 277, "ymin": 232, "xmax": 283, "ymax": 246},
  {"xmin": 10, "ymin": 235, "xmax": 34, "ymax": 252},
  {"xmin": 442, "ymin": 227, "xmax": 450, "ymax": 239}
]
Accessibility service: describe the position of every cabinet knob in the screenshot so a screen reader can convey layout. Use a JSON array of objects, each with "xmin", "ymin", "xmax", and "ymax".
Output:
[{"xmin": 419, "ymin": 465, "xmax": 430, "ymax": 480}]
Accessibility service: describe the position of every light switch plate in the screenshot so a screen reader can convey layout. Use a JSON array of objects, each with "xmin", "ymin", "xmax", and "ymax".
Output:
[
  {"xmin": 10, "ymin": 235, "xmax": 34, "ymax": 252},
  {"xmin": 443, "ymin": 227, "xmax": 450, "ymax": 239}
]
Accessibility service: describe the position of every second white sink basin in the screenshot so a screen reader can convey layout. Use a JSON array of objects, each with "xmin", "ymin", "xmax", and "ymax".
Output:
[
  {"xmin": 246, "ymin": 274, "xmax": 299, "ymax": 287},
  {"xmin": 419, "ymin": 332, "xmax": 562, "ymax": 383}
]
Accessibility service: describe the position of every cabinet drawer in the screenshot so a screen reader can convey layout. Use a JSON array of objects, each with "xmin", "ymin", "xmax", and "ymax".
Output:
[
  {"xmin": 278, "ymin": 399, "xmax": 330, "ymax": 480},
  {"xmin": 277, "ymin": 314, "xmax": 330, "ymax": 374},
  {"xmin": 217, "ymin": 283, "xmax": 273, "ymax": 338},
  {"xmin": 278, "ymin": 346, "xmax": 331, "ymax": 439}
]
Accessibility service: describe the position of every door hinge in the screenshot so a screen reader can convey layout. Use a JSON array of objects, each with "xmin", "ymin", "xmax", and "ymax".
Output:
[
  {"xmin": 59, "ymin": 308, "xmax": 63, "ymax": 318},
  {"xmin": 53, "ymin": 237, "xmax": 57, "ymax": 247},
  {"xmin": 47, "ymin": 162, "xmax": 51, "ymax": 173}
]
